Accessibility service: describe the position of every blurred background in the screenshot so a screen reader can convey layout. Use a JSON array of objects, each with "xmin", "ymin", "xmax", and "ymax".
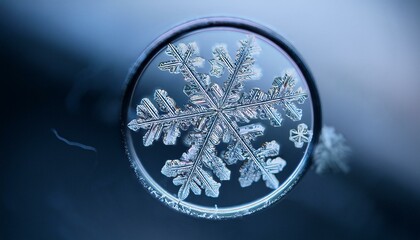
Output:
[{"xmin": 1, "ymin": 0, "xmax": 419, "ymax": 239}]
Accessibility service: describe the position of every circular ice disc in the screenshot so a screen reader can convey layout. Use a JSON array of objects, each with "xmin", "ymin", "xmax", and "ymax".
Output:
[{"xmin": 122, "ymin": 17, "xmax": 321, "ymax": 219}]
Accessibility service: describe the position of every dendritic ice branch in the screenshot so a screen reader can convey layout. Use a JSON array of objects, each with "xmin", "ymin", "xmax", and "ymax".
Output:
[{"xmin": 128, "ymin": 36, "xmax": 312, "ymax": 200}]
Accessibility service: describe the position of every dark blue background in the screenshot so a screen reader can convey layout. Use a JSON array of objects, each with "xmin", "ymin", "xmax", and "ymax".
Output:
[{"xmin": 1, "ymin": 1, "xmax": 419, "ymax": 239}]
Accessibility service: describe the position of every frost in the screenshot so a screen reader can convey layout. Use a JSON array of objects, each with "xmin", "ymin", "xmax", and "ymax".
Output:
[
  {"xmin": 313, "ymin": 126, "xmax": 351, "ymax": 174},
  {"xmin": 128, "ymin": 36, "xmax": 311, "ymax": 200}
]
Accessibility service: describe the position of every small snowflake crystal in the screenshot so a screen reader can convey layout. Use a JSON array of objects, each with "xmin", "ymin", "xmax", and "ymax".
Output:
[
  {"xmin": 128, "ymin": 36, "xmax": 312, "ymax": 200},
  {"xmin": 289, "ymin": 123, "xmax": 313, "ymax": 148}
]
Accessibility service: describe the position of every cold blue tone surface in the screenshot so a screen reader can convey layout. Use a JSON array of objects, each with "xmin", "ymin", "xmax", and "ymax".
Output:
[{"xmin": 1, "ymin": 0, "xmax": 419, "ymax": 239}]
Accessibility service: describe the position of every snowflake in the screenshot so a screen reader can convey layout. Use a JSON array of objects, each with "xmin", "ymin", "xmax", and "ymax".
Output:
[
  {"xmin": 289, "ymin": 123, "xmax": 313, "ymax": 148},
  {"xmin": 313, "ymin": 126, "xmax": 351, "ymax": 174},
  {"xmin": 128, "ymin": 36, "xmax": 310, "ymax": 200}
]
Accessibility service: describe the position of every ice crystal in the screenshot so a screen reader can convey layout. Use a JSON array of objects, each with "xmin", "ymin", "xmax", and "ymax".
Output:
[
  {"xmin": 289, "ymin": 123, "xmax": 313, "ymax": 148},
  {"xmin": 313, "ymin": 126, "xmax": 351, "ymax": 174},
  {"xmin": 128, "ymin": 36, "xmax": 311, "ymax": 200}
]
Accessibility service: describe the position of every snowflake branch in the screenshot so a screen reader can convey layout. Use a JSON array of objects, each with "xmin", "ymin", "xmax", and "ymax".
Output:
[
  {"xmin": 225, "ymin": 92, "xmax": 307, "ymax": 111},
  {"xmin": 218, "ymin": 36, "xmax": 261, "ymax": 107},
  {"xmin": 181, "ymin": 116, "xmax": 218, "ymax": 193},
  {"xmin": 220, "ymin": 38, "xmax": 253, "ymax": 106},
  {"xmin": 128, "ymin": 89, "xmax": 215, "ymax": 146},
  {"xmin": 214, "ymin": 47, "xmax": 234, "ymax": 72},
  {"xmin": 219, "ymin": 113, "xmax": 280, "ymax": 188},
  {"xmin": 164, "ymin": 43, "xmax": 218, "ymax": 109},
  {"xmin": 129, "ymin": 110, "xmax": 214, "ymax": 128},
  {"xmin": 162, "ymin": 115, "xmax": 230, "ymax": 200}
]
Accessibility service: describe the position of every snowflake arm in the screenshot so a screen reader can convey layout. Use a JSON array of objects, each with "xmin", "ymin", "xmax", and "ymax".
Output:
[
  {"xmin": 209, "ymin": 44, "xmax": 233, "ymax": 78},
  {"xmin": 158, "ymin": 42, "xmax": 219, "ymax": 109},
  {"xmin": 270, "ymin": 70, "xmax": 308, "ymax": 121},
  {"xmin": 210, "ymin": 36, "xmax": 261, "ymax": 107},
  {"xmin": 161, "ymin": 117, "xmax": 231, "ymax": 200},
  {"xmin": 239, "ymin": 154, "xmax": 286, "ymax": 188},
  {"xmin": 161, "ymin": 146, "xmax": 222, "ymax": 200},
  {"xmin": 220, "ymin": 115, "xmax": 284, "ymax": 189},
  {"xmin": 128, "ymin": 89, "xmax": 214, "ymax": 146},
  {"xmin": 224, "ymin": 70, "xmax": 307, "ymax": 127},
  {"xmin": 222, "ymin": 123, "xmax": 264, "ymax": 164}
]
